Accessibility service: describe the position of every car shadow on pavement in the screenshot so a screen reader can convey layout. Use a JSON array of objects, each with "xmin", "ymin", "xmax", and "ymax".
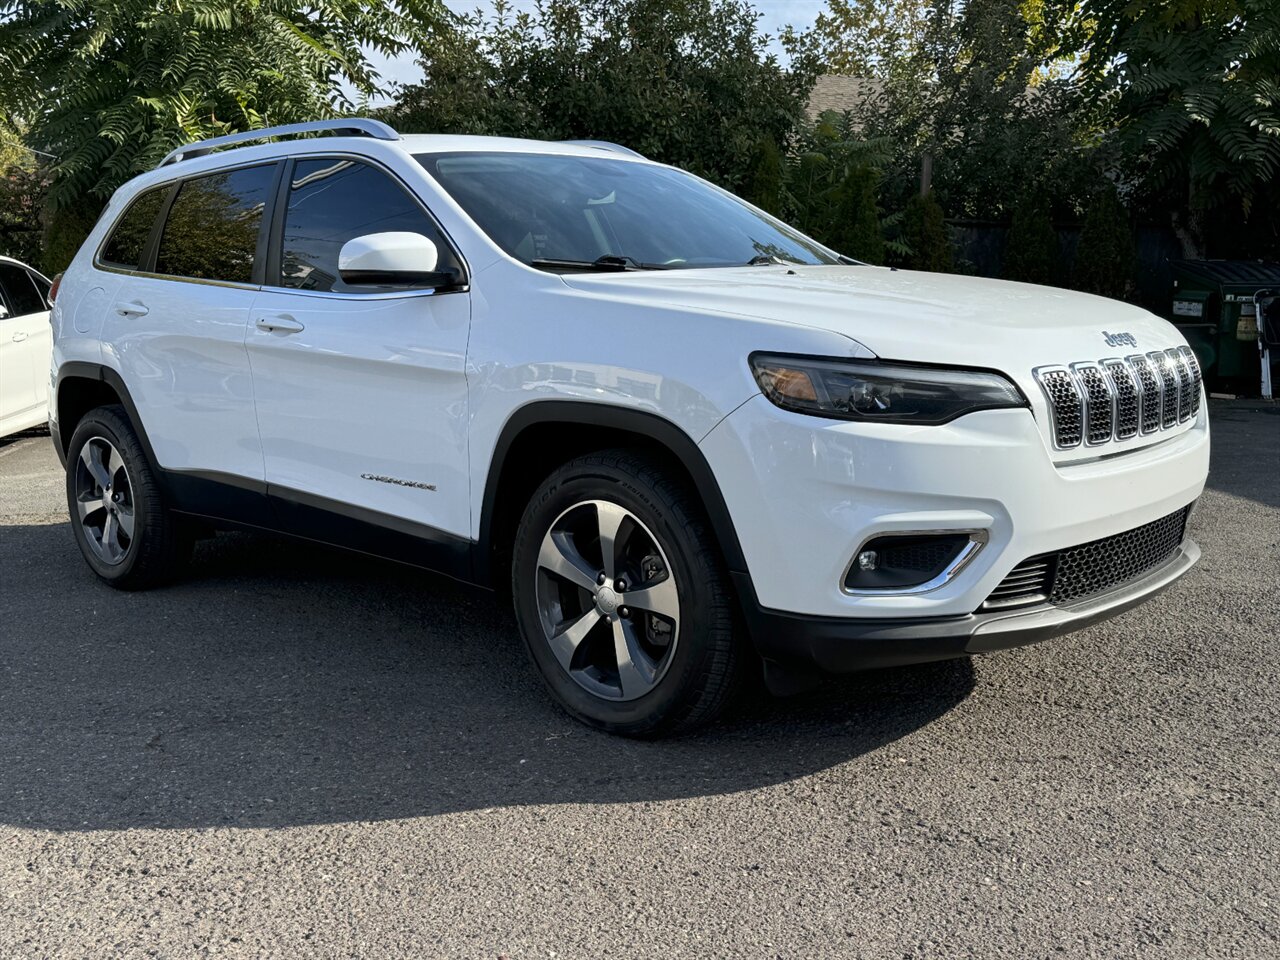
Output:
[{"xmin": 0, "ymin": 522, "xmax": 974, "ymax": 832}]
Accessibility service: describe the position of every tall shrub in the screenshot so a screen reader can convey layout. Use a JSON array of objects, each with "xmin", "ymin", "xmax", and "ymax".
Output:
[
  {"xmin": 1074, "ymin": 184, "xmax": 1135, "ymax": 300},
  {"xmin": 1003, "ymin": 193, "xmax": 1058, "ymax": 285},
  {"xmin": 900, "ymin": 188, "xmax": 952, "ymax": 272}
]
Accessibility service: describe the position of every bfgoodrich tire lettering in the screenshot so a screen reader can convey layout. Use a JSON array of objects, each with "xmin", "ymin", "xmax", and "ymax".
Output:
[
  {"xmin": 511, "ymin": 450, "xmax": 745, "ymax": 736},
  {"xmin": 65, "ymin": 405, "xmax": 192, "ymax": 590}
]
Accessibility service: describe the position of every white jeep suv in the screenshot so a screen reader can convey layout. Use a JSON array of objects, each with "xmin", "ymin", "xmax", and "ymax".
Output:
[{"xmin": 50, "ymin": 119, "xmax": 1209, "ymax": 735}]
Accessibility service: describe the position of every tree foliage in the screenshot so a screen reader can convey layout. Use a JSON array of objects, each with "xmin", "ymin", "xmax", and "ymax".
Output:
[
  {"xmin": 1003, "ymin": 192, "xmax": 1058, "ymax": 285},
  {"xmin": 1073, "ymin": 183, "xmax": 1134, "ymax": 300},
  {"xmin": 1064, "ymin": 0, "xmax": 1280, "ymax": 255},
  {"xmin": 0, "ymin": 0, "xmax": 447, "ymax": 210},
  {"xmin": 388, "ymin": 0, "xmax": 817, "ymax": 193}
]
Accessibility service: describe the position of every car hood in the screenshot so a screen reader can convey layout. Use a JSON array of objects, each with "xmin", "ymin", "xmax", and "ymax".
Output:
[{"xmin": 560, "ymin": 264, "xmax": 1186, "ymax": 375}]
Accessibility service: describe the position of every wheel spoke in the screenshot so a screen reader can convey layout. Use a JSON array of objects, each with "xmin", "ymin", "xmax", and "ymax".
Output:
[
  {"xmin": 107, "ymin": 446, "xmax": 127, "ymax": 486},
  {"xmin": 115, "ymin": 502, "xmax": 136, "ymax": 540},
  {"xmin": 79, "ymin": 441, "xmax": 110, "ymax": 489},
  {"xmin": 76, "ymin": 490, "xmax": 105, "ymax": 522},
  {"xmin": 538, "ymin": 531, "xmax": 599, "ymax": 593},
  {"xmin": 549, "ymin": 609, "xmax": 601, "ymax": 672},
  {"xmin": 612, "ymin": 618, "xmax": 656, "ymax": 698},
  {"xmin": 100, "ymin": 511, "xmax": 119, "ymax": 560},
  {"xmin": 623, "ymin": 577, "xmax": 679, "ymax": 622},
  {"xmin": 594, "ymin": 501, "xmax": 630, "ymax": 580}
]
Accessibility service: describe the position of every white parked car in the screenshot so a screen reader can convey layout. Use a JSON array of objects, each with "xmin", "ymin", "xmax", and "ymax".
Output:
[
  {"xmin": 49, "ymin": 120, "xmax": 1209, "ymax": 735},
  {"xmin": 0, "ymin": 254, "xmax": 53, "ymax": 438}
]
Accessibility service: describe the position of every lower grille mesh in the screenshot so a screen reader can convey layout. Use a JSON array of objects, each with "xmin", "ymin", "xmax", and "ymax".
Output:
[{"xmin": 983, "ymin": 505, "xmax": 1192, "ymax": 610}]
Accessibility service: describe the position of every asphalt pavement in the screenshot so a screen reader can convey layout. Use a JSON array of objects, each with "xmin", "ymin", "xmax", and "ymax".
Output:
[{"xmin": 1, "ymin": 403, "xmax": 1277, "ymax": 958}]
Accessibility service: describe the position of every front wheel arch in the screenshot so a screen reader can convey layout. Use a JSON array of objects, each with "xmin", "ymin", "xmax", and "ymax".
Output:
[{"xmin": 477, "ymin": 402, "xmax": 749, "ymax": 591}]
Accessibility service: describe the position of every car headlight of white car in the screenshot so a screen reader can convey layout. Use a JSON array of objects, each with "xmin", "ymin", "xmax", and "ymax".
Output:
[{"xmin": 750, "ymin": 353, "xmax": 1027, "ymax": 425}]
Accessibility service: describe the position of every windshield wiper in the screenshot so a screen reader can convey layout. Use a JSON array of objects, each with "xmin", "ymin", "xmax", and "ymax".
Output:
[
  {"xmin": 530, "ymin": 254, "xmax": 665, "ymax": 272},
  {"xmin": 745, "ymin": 254, "xmax": 791, "ymax": 266}
]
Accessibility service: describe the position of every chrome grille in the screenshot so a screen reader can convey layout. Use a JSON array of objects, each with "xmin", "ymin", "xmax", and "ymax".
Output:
[
  {"xmin": 1034, "ymin": 348, "xmax": 1201, "ymax": 450},
  {"xmin": 982, "ymin": 505, "xmax": 1193, "ymax": 610}
]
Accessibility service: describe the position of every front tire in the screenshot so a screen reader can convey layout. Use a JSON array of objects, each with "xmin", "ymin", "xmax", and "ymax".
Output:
[
  {"xmin": 65, "ymin": 405, "xmax": 191, "ymax": 590},
  {"xmin": 511, "ymin": 450, "xmax": 745, "ymax": 737}
]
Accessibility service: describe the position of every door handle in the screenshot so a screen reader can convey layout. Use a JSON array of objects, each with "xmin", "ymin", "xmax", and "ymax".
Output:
[
  {"xmin": 115, "ymin": 300, "xmax": 149, "ymax": 317},
  {"xmin": 255, "ymin": 314, "xmax": 305, "ymax": 334},
  {"xmin": 11, "ymin": 331, "xmax": 28, "ymax": 342}
]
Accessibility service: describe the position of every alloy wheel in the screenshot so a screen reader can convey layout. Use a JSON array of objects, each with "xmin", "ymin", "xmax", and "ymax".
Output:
[
  {"xmin": 535, "ymin": 499, "xmax": 681, "ymax": 701},
  {"xmin": 73, "ymin": 437, "xmax": 135, "ymax": 565}
]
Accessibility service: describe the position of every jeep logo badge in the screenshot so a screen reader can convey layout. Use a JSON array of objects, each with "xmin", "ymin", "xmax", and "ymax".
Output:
[{"xmin": 1103, "ymin": 330, "xmax": 1137, "ymax": 348}]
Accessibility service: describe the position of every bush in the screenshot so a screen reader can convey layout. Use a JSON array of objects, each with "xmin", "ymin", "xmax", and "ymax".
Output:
[
  {"xmin": 1074, "ymin": 184, "xmax": 1134, "ymax": 300},
  {"xmin": 744, "ymin": 137, "xmax": 785, "ymax": 217},
  {"xmin": 828, "ymin": 166, "xmax": 884, "ymax": 264},
  {"xmin": 900, "ymin": 189, "xmax": 953, "ymax": 272},
  {"xmin": 1003, "ymin": 193, "xmax": 1058, "ymax": 285}
]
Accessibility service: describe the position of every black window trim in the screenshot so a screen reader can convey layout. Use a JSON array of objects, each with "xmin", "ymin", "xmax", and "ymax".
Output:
[
  {"xmin": 264, "ymin": 152, "xmax": 470, "ymax": 300},
  {"xmin": 93, "ymin": 158, "xmax": 283, "ymax": 292}
]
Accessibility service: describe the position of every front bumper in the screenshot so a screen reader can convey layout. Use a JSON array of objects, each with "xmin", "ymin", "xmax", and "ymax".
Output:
[
  {"xmin": 700, "ymin": 395, "xmax": 1209, "ymax": 619},
  {"xmin": 738, "ymin": 538, "xmax": 1199, "ymax": 683}
]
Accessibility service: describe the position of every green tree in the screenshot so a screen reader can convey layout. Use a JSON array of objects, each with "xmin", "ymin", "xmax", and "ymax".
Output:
[
  {"xmin": 388, "ymin": 0, "xmax": 818, "ymax": 194},
  {"xmin": 1063, "ymin": 0, "xmax": 1280, "ymax": 257},
  {"xmin": 0, "ymin": 0, "xmax": 447, "ymax": 213},
  {"xmin": 1073, "ymin": 184, "xmax": 1134, "ymax": 300},
  {"xmin": 900, "ymin": 189, "xmax": 952, "ymax": 272},
  {"xmin": 1003, "ymin": 192, "xmax": 1058, "ymax": 285},
  {"xmin": 809, "ymin": 0, "xmax": 1096, "ymax": 224},
  {"xmin": 0, "ymin": 121, "xmax": 48, "ymax": 263},
  {"xmin": 829, "ymin": 165, "xmax": 884, "ymax": 263}
]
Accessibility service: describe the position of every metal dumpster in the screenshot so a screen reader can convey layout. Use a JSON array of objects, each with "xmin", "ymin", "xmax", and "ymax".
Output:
[{"xmin": 1168, "ymin": 259, "xmax": 1280, "ymax": 393}]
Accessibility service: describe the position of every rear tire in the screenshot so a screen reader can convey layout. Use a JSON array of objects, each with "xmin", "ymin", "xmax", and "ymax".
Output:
[
  {"xmin": 65, "ymin": 405, "xmax": 192, "ymax": 590},
  {"xmin": 511, "ymin": 449, "xmax": 745, "ymax": 737}
]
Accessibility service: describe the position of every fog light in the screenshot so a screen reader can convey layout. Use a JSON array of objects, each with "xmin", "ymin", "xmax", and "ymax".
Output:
[{"xmin": 844, "ymin": 532, "xmax": 985, "ymax": 593}]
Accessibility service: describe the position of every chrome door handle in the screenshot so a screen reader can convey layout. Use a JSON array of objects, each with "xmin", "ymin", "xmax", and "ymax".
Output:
[
  {"xmin": 12, "ymin": 331, "xmax": 28, "ymax": 342},
  {"xmin": 255, "ymin": 314, "xmax": 305, "ymax": 334},
  {"xmin": 115, "ymin": 301, "xmax": 149, "ymax": 317}
]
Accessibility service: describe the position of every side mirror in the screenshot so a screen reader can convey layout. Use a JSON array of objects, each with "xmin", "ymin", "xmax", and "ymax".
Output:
[{"xmin": 337, "ymin": 231, "xmax": 457, "ymax": 288}]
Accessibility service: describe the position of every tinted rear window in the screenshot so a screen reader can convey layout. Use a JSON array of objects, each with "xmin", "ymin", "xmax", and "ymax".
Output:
[
  {"xmin": 155, "ymin": 164, "xmax": 275, "ymax": 284},
  {"xmin": 100, "ymin": 187, "xmax": 167, "ymax": 269},
  {"xmin": 0, "ymin": 263, "xmax": 46, "ymax": 317}
]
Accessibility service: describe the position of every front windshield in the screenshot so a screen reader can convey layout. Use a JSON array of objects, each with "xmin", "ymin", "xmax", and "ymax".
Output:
[{"xmin": 415, "ymin": 151, "xmax": 840, "ymax": 270}]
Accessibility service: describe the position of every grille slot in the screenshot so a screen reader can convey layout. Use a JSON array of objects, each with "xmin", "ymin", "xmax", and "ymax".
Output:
[
  {"xmin": 1179, "ymin": 346, "xmax": 1203, "ymax": 419},
  {"xmin": 1104, "ymin": 360, "xmax": 1140, "ymax": 439},
  {"xmin": 1166, "ymin": 348, "xmax": 1194, "ymax": 422},
  {"xmin": 1073, "ymin": 363, "xmax": 1114, "ymax": 444},
  {"xmin": 1128, "ymin": 354, "xmax": 1162, "ymax": 434},
  {"xmin": 1149, "ymin": 351, "xmax": 1180, "ymax": 428},
  {"xmin": 1036, "ymin": 346, "xmax": 1200, "ymax": 449},
  {"xmin": 1035, "ymin": 368, "xmax": 1083, "ymax": 447},
  {"xmin": 983, "ymin": 557, "xmax": 1055, "ymax": 609},
  {"xmin": 982, "ymin": 506, "xmax": 1192, "ymax": 611}
]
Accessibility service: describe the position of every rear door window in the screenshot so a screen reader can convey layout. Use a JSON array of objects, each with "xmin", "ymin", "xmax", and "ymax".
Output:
[
  {"xmin": 0, "ymin": 263, "xmax": 46, "ymax": 317},
  {"xmin": 155, "ymin": 164, "xmax": 275, "ymax": 284},
  {"xmin": 277, "ymin": 158, "xmax": 458, "ymax": 293},
  {"xmin": 100, "ymin": 186, "xmax": 168, "ymax": 270}
]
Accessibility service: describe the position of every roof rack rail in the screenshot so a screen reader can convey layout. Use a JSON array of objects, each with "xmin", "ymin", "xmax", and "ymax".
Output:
[
  {"xmin": 158, "ymin": 118, "xmax": 400, "ymax": 168},
  {"xmin": 559, "ymin": 139, "xmax": 645, "ymax": 159}
]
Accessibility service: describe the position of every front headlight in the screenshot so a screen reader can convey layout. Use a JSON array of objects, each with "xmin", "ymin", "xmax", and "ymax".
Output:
[{"xmin": 750, "ymin": 353, "xmax": 1026, "ymax": 425}]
